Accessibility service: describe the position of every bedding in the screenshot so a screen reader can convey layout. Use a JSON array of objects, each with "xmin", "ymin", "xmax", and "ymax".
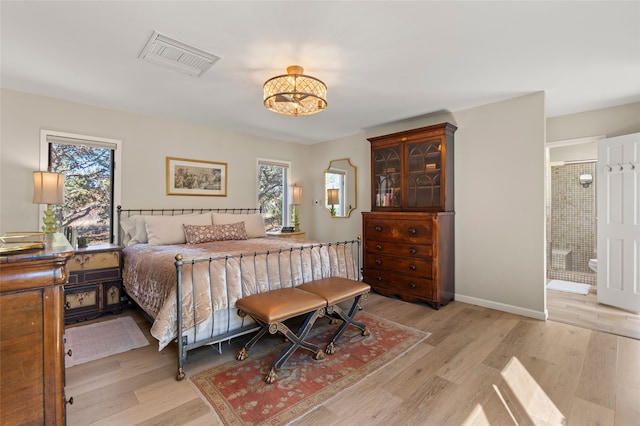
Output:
[{"xmin": 122, "ymin": 237, "xmax": 359, "ymax": 350}]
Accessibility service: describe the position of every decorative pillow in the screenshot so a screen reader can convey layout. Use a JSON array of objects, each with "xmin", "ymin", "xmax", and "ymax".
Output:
[
  {"xmin": 145, "ymin": 213, "xmax": 212, "ymax": 246},
  {"xmin": 183, "ymin": 222, "xmax": 248, "ymax": 244},
  {"xmin": 120, "ymin": 215, "xmax": 151, "ymax": 246},
  {"xmin": 211, "ymin": 213, "xmax": 266, "ymax": 238}
]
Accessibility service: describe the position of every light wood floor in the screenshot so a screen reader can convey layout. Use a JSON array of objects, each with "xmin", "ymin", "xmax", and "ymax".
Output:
[
  {"xmin": 547, "ymin": 285, "xmax": 640, "ymax": 340},
  {"xmin": 66, "ymin": 294, "xmax": 640, "ymax": 425}
]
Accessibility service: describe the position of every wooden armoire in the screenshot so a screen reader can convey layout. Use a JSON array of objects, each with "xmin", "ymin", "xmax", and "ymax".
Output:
[{"xmin": 362, "ymin": 122, "xmax": 456, "ymax": 309}]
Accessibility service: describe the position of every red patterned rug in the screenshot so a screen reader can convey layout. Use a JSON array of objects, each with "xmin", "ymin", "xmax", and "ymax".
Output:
[{"xmin": 190, "ymin": 311, "xmax": 429, "ymax": 425}]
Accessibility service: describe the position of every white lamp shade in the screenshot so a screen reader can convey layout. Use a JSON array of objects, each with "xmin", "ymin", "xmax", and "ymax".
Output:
[
  {"xmin": 291, "ymin": 185, "xmax": 303, "ymax": 205},
  {"xmin": 33, "ymin": 171, "xmax": 65, "ymax": 205},
  {"xmin": 327, "ymin": 188, "xmax": 339, "ymax": 205}
]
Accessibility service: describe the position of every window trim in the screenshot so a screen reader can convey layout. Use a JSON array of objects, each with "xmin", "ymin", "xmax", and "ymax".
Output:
[
  {"xmin": 256, "ymin": 158, "xmax": 292, "ymax": 228},
  {"xmin": 39, "ymin": 129, "xmax": 122, "ymax": 242}
]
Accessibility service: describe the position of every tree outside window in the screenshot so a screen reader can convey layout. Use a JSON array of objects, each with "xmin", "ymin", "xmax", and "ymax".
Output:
[
  {"xmin": 258, "ymin": 161, "xmax": 289, "ymax": 231},
  {"xmin": 49, "ymin": 143, "xmax": 114, "ymax": 245}
]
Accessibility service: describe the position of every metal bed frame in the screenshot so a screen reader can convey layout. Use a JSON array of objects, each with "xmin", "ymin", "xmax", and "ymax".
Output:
[{"xmin": 116, "ymin": 207, "xmax": 361, "ymax": 380}]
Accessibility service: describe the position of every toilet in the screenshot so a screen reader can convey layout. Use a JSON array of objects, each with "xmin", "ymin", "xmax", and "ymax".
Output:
[{"xmin": 588, "ymin": 259, "xmax": 597, "ymax": 272}]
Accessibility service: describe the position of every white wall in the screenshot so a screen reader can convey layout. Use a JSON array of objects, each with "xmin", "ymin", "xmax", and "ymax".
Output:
[
  {"xmin": 547, "ymin": 102, "xmax": 640, "ymax": 142},
  {"xmin": 310, "ymin": 93, "xmax": 547, "ymax": 318},
  {"xmin": 0, "ymin": 89, "xmax": 311, "ymax": 235},
  {"xmin": 15, "ymin": 89, "xmax": 634, "ymax": 320}
]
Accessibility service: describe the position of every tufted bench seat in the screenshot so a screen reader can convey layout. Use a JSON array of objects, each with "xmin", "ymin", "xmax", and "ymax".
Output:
[{"xmin": 235, "ymin": 278, "xmax": 371, "ymax": 384}]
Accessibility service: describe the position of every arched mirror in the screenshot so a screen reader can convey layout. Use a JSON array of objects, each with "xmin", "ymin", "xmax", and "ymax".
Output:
[{"xmin": 325, "ymin": 158, "xmax": 357, "ymax": 217}]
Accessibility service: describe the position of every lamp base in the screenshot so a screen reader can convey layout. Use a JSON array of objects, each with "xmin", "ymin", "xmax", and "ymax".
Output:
[
  {"xmin": 41, "ymin": 205, "xmax": 58, "ymax": 234},
  {"xmin": 291, "ymin": 205, "xmax": 300, "ymax": 232}
]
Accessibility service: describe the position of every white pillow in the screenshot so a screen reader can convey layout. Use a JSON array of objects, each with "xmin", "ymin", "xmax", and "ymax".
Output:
[
  {"xmin": 120, "ymin": 215, "xmax": 151, "ymax": 246},
  {"xmin": 211, "ymin": 213, "xmax": 266, "ymax": 238},
  {"xmin": 145, "ymin": 213, "xmax": 212, "ymax": 246}
]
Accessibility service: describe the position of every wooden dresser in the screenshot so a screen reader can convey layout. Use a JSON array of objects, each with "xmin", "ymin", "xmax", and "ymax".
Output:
[
  {"xmin": 363, "ymin": 123, "xmax": 456, "ymax": 308},
  {"xmin": 0, "ymin": 233, "xmax": 74, "ymax": 425},
  {"xmin": 362, "ymin": 211, "xmax": 454, "ymax": 308}
]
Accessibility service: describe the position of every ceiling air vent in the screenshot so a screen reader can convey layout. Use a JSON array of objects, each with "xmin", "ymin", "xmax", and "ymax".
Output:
[{"xmin": 138, "ymin": 31, "xmax": 220, "ymax": 77}]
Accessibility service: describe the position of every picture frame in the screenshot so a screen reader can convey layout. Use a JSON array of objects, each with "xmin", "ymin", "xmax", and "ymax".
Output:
[{"xmin": 166, "ymin": 157, "xmax": 227, "ymax": 196}]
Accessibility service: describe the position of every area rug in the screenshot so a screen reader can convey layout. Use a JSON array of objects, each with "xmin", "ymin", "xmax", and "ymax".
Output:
[
  {"xmin": 190, "ymin": 311, "xmax": 429, "ymax": 425},
  {"xmin": 547, "ymin": 279, "xmax": 591, "ymax": 295},
  {"xmin": 65, "ymin": 316, "xmax": 149, "ymax": 367}
]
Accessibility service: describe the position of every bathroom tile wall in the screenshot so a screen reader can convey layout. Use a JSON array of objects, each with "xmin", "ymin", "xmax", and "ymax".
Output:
[{"xmin": 548, "ymin": 161, "xmax": 597, "ymax": 285}]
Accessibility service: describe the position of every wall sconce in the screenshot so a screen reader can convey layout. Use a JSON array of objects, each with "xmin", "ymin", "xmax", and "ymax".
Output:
[
  {"xmin": 290, "ymin": 185, "xmax": 302, "ymax": 232},
  {"xmin": 579, "ymin": 174, "xmax": 593, "ymax": 188},
  {"xmin": 33, "ymin": 171, "xmax": 65, "ymax": 234}
]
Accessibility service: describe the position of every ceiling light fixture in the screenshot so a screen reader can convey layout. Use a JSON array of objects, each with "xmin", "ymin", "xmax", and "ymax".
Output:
[{"xmin": 263, "ymin": 65, "xmax": 327, "ymax": 116}]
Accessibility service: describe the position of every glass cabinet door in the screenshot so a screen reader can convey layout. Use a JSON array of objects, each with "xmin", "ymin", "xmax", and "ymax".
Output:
[
  {"xmin": 406, "ymin": 140, "xmax": 442, "ymax": 209},
  {"xmin": 372, "ymin": 145, "xmax": 401, "ymax": 207}
]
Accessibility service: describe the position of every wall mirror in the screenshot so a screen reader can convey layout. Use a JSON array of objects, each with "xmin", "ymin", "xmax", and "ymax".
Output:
[{"xmin": 325, "ymin": 158, "xmax": 357, "ymax": 217}]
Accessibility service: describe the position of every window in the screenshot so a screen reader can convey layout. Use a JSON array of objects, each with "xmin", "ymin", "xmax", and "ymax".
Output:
[
  {"xmin": 40, "ymin": 131, "xmax": 121, "ymax": 245},
  {"xmin": 257, "ymin": 159, "xmax": 290, "ymax": 232}
]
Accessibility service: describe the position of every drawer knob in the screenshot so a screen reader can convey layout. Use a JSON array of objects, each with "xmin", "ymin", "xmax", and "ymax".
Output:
[
  {"xmin": 65, "ymin": 302, "xmax": 71, "ymax": 309},
  {"xmin": 376, "ymin": 276, "xmax": 383, "ymax": 281},
  {"xmin": 66, "ymin": 397, "xmax": 74, "ymax": 405},
  {"xmin": 375, "ymin": 226, "xmax": 382, "ymax": 232},
  {"xmin": 409, "ymin": 264, "xmax": 416, "ymax": 271},
  {"xmin": 409, "ymin": 282, "xmax": 417, "ymax": 289},
  {"xmin": 409, "ymin": 247, "xmax": 417, "ymax": 254},
  {"xmin": 408, "ymin": 228, "xmax": 417, "ymax": 234},
  {"xmin": 376, "ymin": 244, "xmax": 382, "ymax": 250},
  {"xmin": 66, "ymin": 349, "xmax": 73, "ymax": 357},
  {"xmin": 375, "ymin": 259, "xmax": 382, "ymax": 265}
]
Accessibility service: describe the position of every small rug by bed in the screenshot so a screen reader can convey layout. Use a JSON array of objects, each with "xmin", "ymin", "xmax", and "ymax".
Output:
[
  {"xmin": 546, "ymin": 279, "xmax": 592, "ymax": 295},
  {"xmin": 65, "ymin": 316, "xmax": 149, "ymax": 367},
  {"xmin": 190, "ymin": 311, "xmax": 429, "ymax": 426}
]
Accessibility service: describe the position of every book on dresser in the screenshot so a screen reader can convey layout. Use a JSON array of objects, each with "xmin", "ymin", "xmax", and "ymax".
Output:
[{"xmin": 362, "ymin": 122, "xmax": 456, "ymax": 309}]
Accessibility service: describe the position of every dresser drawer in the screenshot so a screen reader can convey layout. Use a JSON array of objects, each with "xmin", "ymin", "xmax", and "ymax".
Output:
[
  {"xmin": 362, "ymin": 268, "xmax": 434, "ymax": 300},
  {"xmin": 68, "ymin": 267, "xmax": 120, "ymax": 285},
  {"xmin": 363, "ymin": 218, "xmax": 433, "ymax": 244},
  {"xmin": 68, "ymin": 249, "xmax": 120, "ymax": 272},
  {"xmin": 65, "ymin": 282, "xmax": 101, "ymax": 313},
  {"xmin": 365, "ymin": 253, "xmax": 433, "ymax": 278},
  {"xmin": 64, "ymin": 280, "xmax": 122, "ymax": 324},
  {"xmin": 365, "ymin": 239, "xmax": 433, "ymax": 259}
]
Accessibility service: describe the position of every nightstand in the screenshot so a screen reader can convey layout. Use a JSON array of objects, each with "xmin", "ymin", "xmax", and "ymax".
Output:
[
  {"xmin": 64, "ymin": 243, "xmax": 122, "ymax": 324},
  {"xmin": 267, "ymin": 231, "xmax": 306, "ymax": 240}
]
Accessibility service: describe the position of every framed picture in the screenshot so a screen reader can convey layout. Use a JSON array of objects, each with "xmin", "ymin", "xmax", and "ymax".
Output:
[{"xmin": 166, "ymin": 157, "xmax": 227, "ymax": 196}]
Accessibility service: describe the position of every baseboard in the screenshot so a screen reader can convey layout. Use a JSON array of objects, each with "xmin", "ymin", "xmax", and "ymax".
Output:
[{"xmin": 455, "ymin": 294, "xmax": 547, "ymax": 321}]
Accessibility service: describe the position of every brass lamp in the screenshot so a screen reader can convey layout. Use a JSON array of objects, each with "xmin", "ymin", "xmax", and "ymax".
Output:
[
  {"xmin": 327, "ymin": 188, "xmax": 339, "ymax": 216},
  {"xmin": 264, "ymin": 65, "xmax": 327, "ymax": 116},
  {"xmin": 33, "ymin": 171, "xmax": 65, "ymax": 234},
  {"xmin": 290, "ymin": 185, "xmax": 302, "ymax": 232}
]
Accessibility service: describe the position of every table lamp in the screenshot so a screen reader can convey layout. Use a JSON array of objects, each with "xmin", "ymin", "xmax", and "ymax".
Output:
[
  {"xmin": 327, "ymin": 188, "xmax": 339, "ymax": 216},
  {"xmin": 33, "ymin": 171, "xmax": 65, "ymax": 234},
  {"xmin": 290, "ymin": 185, "xmax": 302, "ymax": 232}
]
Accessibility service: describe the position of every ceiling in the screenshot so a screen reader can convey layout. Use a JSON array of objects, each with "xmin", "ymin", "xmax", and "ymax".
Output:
[{"xmin": 2, "ymin": 1, "xmax": 639, "ymax": 144}]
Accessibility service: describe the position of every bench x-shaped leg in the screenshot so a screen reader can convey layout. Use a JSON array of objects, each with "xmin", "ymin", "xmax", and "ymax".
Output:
[
  {"xmin": 236, "ymin": 308, "xmax": 326, "ymax": 383},
  {"xmin": 325, "ymin": 294, "xmax": 370, "ymax": 354}
]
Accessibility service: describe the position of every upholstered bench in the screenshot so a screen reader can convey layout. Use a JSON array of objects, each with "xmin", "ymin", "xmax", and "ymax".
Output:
[
  {"xmin": 235, "ymin": 287, "xmax": 327, "ymax": 384},
  {"xmin": 297, "ymin": 277, "xmax": 371, "ymax": 354},
  {"xmin": 235, "ymin": 278, "xmax": 371, "ymax": 384}
]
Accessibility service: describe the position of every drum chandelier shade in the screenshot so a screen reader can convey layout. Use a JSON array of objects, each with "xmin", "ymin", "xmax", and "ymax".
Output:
[{"xmin": 263, "ymin": 65, "xmax": 327, "ymax": 116}]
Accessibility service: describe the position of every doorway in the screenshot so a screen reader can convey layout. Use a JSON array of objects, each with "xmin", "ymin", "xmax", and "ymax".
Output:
[{"xmin": 545, "ymin": 136, "xmax": 640, "ymax": 340}]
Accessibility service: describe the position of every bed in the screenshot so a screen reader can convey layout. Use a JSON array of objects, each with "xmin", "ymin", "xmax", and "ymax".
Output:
[{"xmin": 116, "ymin": 207, "xmax": 361, "ymax": 379}]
